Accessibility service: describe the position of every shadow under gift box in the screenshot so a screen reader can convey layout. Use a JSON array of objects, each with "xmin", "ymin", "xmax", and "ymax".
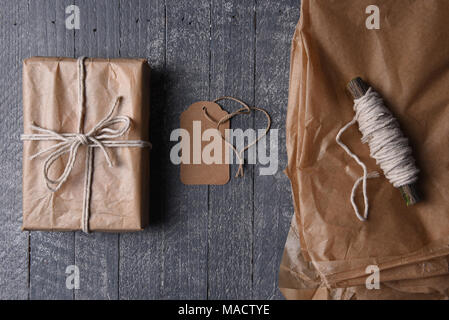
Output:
[{"xmin": 22, "ymin": 57, "xmax": 151, "ymax": 232}]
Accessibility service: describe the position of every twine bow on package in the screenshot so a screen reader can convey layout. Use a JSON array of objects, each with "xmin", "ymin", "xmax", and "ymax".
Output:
[
  {"xmin": 21, "ymin": 57, "xmax": 151, "ymax": 232},
  {"xmin": 280, "ymin": 0, "xmax": 449, "ymax": 299}
]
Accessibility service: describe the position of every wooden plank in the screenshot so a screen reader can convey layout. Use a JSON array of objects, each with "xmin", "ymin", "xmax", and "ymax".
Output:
[
  {"xmin": 0, "ymin": 0, "xmax": 300, "ymax": 300},
  {"xmin": 118, "ymin": 0, "xmax": 166, "ymax": 299},
  {"xmin": 253, "ymin": 0, "xmax": 300, "ymax": 299},
  {"xmin": 75, "ymin": 0, "xmax": 120, "ymax": 57},
  {"xmin": 0, "ymin": 0, "xmax": 30, "ymax": 300},
  {"xmin": 208, "ymin": 0, "xmax": 255, "ymax": 299},
  {"xmin": 73, "ymin": 0, "xmax": 121, "ymax": 300},
  {"xmin": 157, "ymin": 0, "xmax": 210, "ymax": 299},
  {"xmin": 28, "ymin": 0, "xmax": 76, "ymax": 300}
]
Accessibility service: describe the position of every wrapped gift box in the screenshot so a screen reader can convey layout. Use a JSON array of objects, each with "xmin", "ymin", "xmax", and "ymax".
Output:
[{"xmin": 22, "ymin": 57, "xmax": 151, "ymax": 232}]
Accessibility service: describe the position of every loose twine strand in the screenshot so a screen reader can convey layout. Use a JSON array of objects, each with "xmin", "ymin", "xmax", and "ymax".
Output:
[
  {"xmin": 202, "ymin": 96, "xmax": 271, "ymax": 177},
  {"xmin": 21, "ymin": 57, "xmax": 152, "ymax": 233},
  {"xmin": 336, "ymin": 87, "xmax": 419, "ymax": 221}
]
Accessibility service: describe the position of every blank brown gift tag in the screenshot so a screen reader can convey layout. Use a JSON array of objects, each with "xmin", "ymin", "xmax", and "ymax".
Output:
[{"xmin": 180, "ymin": 101, "xmax": 230, "ymax": 185}]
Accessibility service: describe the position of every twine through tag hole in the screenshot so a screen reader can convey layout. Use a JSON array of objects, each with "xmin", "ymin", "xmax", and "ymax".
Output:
[{"xmin": 202, "ymin": 96, "xmax": 271, "ymax": 177}]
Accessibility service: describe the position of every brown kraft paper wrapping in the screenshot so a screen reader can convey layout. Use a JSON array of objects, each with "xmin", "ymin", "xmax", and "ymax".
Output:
[
  {"xmin": 22, "ymin": 57, "xmax": 150, "ymax": 232},
  {"xmin": 279, "ymin": 217, "xmax": 449, "ymax": 300},
  {"xmin": 282, "ymin": 0, "xmax": 449, "ymax": 293}
]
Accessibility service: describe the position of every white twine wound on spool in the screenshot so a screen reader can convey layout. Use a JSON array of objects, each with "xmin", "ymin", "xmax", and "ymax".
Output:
[{"xmin": 336, "ymin": 87, "xmax": 419, "ymax": 221}]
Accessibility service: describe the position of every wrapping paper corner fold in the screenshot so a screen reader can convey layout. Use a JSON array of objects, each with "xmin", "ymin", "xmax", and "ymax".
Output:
[{"xmin": 22, "ymin": 57, "xmax": 151, "ymax": 232}]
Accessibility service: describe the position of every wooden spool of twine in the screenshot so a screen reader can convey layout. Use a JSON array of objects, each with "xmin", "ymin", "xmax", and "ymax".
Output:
[{"xmin": 347, "ymin": 77, "xmax": 420, "ymax": 206}]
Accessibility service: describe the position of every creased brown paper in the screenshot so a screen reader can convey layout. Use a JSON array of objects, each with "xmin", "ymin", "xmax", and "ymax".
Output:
[
  {"xmin": 22, "ymin": 57, "xmax": 151, "ymax": 232},
  {"xmin": 281, "ymin": 0, "xmax": 449, "ymax": 298},
  {"xmin": 279, "ymin": 217, "xmax": 449, "ymax": 300}
]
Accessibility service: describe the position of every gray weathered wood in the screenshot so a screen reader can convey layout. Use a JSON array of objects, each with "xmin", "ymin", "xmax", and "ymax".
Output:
[
  {"xmin": 0, "ymin": 0, "xmax": 29, "ymax": 300},
  {"xmin": 159, "ymin": 0, "xmax": 210, "ymax": 299},
  {"xmin": 208, "ymin": 0, "xmax": 255, "ymax": 299},
  {"xmin": 118, "ymin": 0, "xmax": 166, "ymax": 299},
  {"xmin": 27, "ymin": 0, "xmax": 76, "ymax": 300},
  {"xmin": 0, "ymin": 0, "xmax": 299, "ymax": 300},
  {"xmin": 253, "ymin": 0, "xmax": 300, "ymax": 299},
  {"xmin": 72, "ymin": 0, "xmax": 121, "ymax": 300}
]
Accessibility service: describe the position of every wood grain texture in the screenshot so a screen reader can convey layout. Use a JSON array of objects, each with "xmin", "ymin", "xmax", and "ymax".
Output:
[
  {"xmin": 208, "ymin": 0, "xmax": 255, "ymax": 299},
  {"xmin": 0, "ymin": 0, "xmax": 299, "ymax": 300},
  {"xmin": 0, "ymin": 0, "xmax": 29, "ymax": 300},
  {"xmin": 118, "ymin": 0, "xmax": 166, "ymax": 299},
  {"xmin": 253, "ymin": 0, "xmax": 300, "ymax": 300},
  {"xmin": 160, "ymin": 0, "xmax": 210, "ymax": 299},
  {"xmin": 27, "ymin": 0, "xmax": 76, "ymax": 300},
  {"xmin": 72, "ymin": 0, "xmax": 121, "ymax": 301}
]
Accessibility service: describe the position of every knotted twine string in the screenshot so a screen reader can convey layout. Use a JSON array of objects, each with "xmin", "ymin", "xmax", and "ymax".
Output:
[
  {"xmin": 21, "ymin": 57, "xmax": 152, "ymax": 233},
  {"xmin": 336, "ymin": 87, "xmax": 419, "ymax": 221},
  {"xmin": 202, "ymin": 96, "xmax": 271, "ymax": 177}
]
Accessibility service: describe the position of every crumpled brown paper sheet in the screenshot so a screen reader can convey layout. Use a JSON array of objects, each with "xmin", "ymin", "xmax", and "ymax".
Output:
[
  {"xmin": 281, "ymin": 0, "xmax": 449, "ymax": 298},
  {"xmin": 22, "ymin": 57, "xmax": 151, "ymax": 232},
  {"xmin": 279, "ymin": 217, "xmax": 449, "ymax": 300}
]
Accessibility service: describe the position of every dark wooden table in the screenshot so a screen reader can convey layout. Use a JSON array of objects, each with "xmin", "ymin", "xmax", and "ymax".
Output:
[{"xmin": 0, "ymin": 0, "xmax": 300, "ymax": 299}]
